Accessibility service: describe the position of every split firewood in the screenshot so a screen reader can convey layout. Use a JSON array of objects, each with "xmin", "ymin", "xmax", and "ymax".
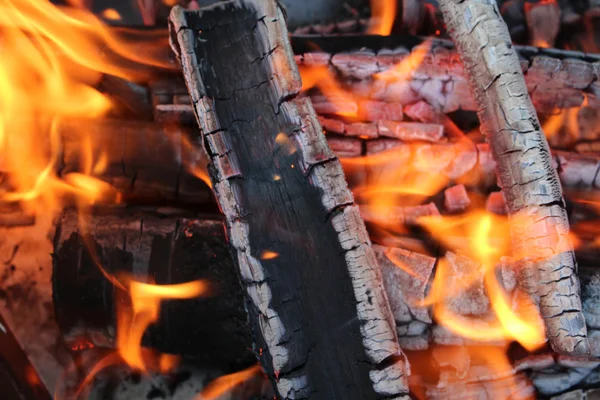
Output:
[
  {"xmin": 53, "ymin": 209, "xmax": 254, "ymax": 372},
  {"xmin": 169, "ymin": 2, "xmax": 409, "ymax": 399},
  {"xmin": 437, "ymin": 0, "xmax": 589, "ymax": 355}
]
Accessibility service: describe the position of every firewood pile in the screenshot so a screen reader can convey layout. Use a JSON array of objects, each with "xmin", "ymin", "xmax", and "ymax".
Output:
[{"xmin": 3, "ymin": 0, "xmax": 600, "ymax": 399}]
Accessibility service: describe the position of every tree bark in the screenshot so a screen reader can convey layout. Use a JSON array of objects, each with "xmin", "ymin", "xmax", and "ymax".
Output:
[
  {"xmin": 437, "ymin": 0, "xmax": 589, "ymax": 355},
  {"xmin": 169, "ymin": 2, "xmax": 409, "ymax": 399}
]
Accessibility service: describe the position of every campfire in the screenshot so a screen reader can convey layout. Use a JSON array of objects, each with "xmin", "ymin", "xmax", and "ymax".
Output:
[{"xmin": 2, "ymin": 0, "xmax": 600, "ymax": 399}]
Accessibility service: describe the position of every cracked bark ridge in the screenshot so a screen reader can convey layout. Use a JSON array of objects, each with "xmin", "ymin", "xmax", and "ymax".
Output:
[
  {"xmin": 437, "ymin": 0, "xmax": 589, "ymax": 355},
  {"xmin": 169, "ymin": 2, "xmax": 408, "ymax": 399}
]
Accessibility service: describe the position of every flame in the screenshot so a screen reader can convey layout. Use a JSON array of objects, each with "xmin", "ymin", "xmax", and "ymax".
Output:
[
  {"xmin": 299, "ymin": 65, "xmax": 358, "ymax": 118},
  {"xmin": 101, "ymin": 8, "xmax": 122, "ymax": 21},
  {"xmin": 367, "ymin": 0, "xmax": 397, "ymax": 36},
  {"xmin": 180, "ymin": 133, "xmax": 213, "ymax": 188},
  {"xmin": 542, "ymin": 107, "xmax": 579, "ymax": 143},
  {"xmin": 260, "ymin": 250, "xmax": 279, "ymax": 260},
  {"xmin": 418, "ymin": 211, "xmax": 547, "ymax": 351},
  {"xmin": 534, "ymin": 40, "xmax": 551, "ymax": 48},
  {"xmin": 0, "ymin": 0, "xmax": 172, "ymax": 226},
  {"xmin": 117, "ymin": 279, "xmax": 209, "ymax": 371},
  {"xmin": 197, "ymin": 365, "xmax": 262, "ymax": 400},
  {"xmin": 374, "ymin": 40, "xmax": 433, "ymax": 82},
  {"xmin": 341, "ymin": 144, "xmax": 453, "ymax": 231}
]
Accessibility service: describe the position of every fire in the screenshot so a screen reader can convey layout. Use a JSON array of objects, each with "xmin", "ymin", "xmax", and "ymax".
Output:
[
  {"xmin": 117, "ymin": 279, "xmax": 209, "ymax": 371},
  {"xmin": 542, "ymin": 107, "xmax": 579, "ymax": 144},
  {"xmin": 341, "ymin": 144, "xmax": 454, "ymax": 230},
  {"xmin": 101, "ymin": 8, "xmax": 122, "ymax": 21},
  {"xmin": 69, "ymin": 278, "xmax": 209, "ymax": 397},
  {"xmin": 0, "ymin": 0, "xmax": 172, "ymax": 226},
  {"xmin": 367, "ymin": 0, "xmax": 397, "ymax": 36},
  {"xmin": 418, "ymin": 211, "xmax": 547, "ymax": 351},
  {"xmin": 197, "ymin": 364, "xmax": 262, "ymax": 400},
  {"xmin": 299, "ymin": 65, "xmax": 358, "ymax": 118},
  {"xmin": 260, "ymin": 250, "xmax": 279, "ymax": 260},
  {"xmin": 374, "ymin": 40, "xmax": 433, "ymax": 82}
]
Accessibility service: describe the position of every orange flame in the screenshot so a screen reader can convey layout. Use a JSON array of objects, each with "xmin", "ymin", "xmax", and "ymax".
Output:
[
  {"xmin": 101, "ymin": 8, "xmax": 122, "ymax": 21},
  {"xmin": 0, "ymin": 0, "xmax": 172, "ymax": 227},
  {"xmin": 418, "ymin": 211, "xmax": 547, "ymax": 351},
  {"xmin": 117, "ymin": 279, "xmax": 209, "ymax": 371},
  {"xmin": 299, "ymin": 65, "xmax": 358, "ymax": 118},
  {"xmin": 197, "ymin": 365, "xmax": 262, "ymax": 400},
  {"xmin": 341, "ymin": 144, "xmax": 453, "ymax": 231},
  {"xmin": 260, "ymin": 250, "xmax": 279, "ymax": 260},
  {"xmin": 367, "ymin": 0, "xmax": 397, "ymax": 36},
  {"xmin": 374, "ymin": 40, "xmax": 433, "ymax": 82},
  {"xmin": 542, "ymin": 108, "xmax": 579, "ymax": 144}
]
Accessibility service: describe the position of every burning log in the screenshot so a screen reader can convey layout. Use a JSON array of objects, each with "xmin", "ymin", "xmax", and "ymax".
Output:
[
  {"xmin": 50, "ymin": 206, "xmax": 600, "ymax": 396},
  {"xmin": 52, "ymin": 209, "xmax": 254, "ymax": 372},
  {"xmin": 437, "ymin": 0, "xmax": 589, "ymax": 355},
  {"xmin": 5, "ymin": 122, "xmax": 600, "ymax": 229},
  {"xmin": 169, "ymin": 2, "xmax": 408, "ymax": 399},
  {"xmin": 0, "ymin": 312, "xmax": 52, "ymax": 400}
]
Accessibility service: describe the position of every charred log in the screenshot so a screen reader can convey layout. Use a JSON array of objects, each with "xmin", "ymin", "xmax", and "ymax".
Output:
[
  {"xmin": 52, "ymin": 209, "xmax": 254, "ymax": 373},
  {"xmin": 169, "ymin": 2, "xmax": 408, "ymax": 399},
  {"xmin": 0, "ymin": 313, "xmax": 51, "ymax": 400},
  {"xmin": 438, "ymin": 0, "xmax": 589, "ymax": 355}
]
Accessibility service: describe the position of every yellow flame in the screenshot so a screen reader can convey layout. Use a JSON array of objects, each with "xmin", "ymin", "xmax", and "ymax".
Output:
[
  {"xmin": 0, "ymin": 0, "xmax": 172, "ymax": 224},
  {"xmin": 299, "ymin": 65, "xmax": 358, "ymax": 118},
  {"xmin": 375, "ymin": 40, "xmax": 433, "ymax": 82},
  {"xmin": 101, "ymin": 8, "xmax": 122, "ymax": 21},
  {"xmin": 341, "ymin": 144, "xmax": 451, "ymax": 230},
  {"xmin": 367, "ymin": 0, "xmax": 397, "ymax": 36},
  {"xmin": 197, "ymin": 365, "xmax": 262, "ymax": 400},
  {"xmin": 419, "ymin": 212, "xmax": 546, "ymax": 351},
  {"xmin": 118, "ymin": 280, "xmax": 209, "ymax": 371}
]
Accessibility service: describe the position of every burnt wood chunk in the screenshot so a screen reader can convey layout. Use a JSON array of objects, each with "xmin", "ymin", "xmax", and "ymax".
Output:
[
  {"xmin": 444, "ymin": 184, "xmax": 471, "ymax": 213},
  {"xmin": 169, "ymin": 2, "xmax": 408, "ymax": 399},
  {"xmin": 52, "ymin": 210, "xmax": 253, "ymax": 372}
]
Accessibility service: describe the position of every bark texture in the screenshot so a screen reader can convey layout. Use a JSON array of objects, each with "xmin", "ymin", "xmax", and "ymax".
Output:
[
  {"xmin": 437, "ymin": 0, "xmax": 589, "ymax": 355},
  {"xmin": 169, "ymin": 2, "xmax": 408, "ymax": 399}
]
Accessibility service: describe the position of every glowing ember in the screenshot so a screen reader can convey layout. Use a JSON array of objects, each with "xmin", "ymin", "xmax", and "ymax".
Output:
[
  {"xmin": 101, "ymin": 8, "xmax": 122, "ymax": 21},
  {"xmin": 260, "ymin": 250, "xmax": 279, "ymax": 260},
  {"xmin": 367, "ymin": 0, "xmax": 397, "ymax": 36}
]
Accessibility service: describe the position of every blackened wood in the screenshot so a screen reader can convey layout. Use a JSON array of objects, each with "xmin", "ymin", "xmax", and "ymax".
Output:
[
  {"xmin": 0, "ymin": 118, "xmax": 215, "ymax": 212},
  {"xmin": 169, "ymin": 2, "xmax": 408, "ymax": 399},
  {"xmin": 0, "ymin": 313, "xmax": 52, "ymax": 400},
  {"xmin": 52, "ymin": 209, "xmax": 254, "ymax": 373}
]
